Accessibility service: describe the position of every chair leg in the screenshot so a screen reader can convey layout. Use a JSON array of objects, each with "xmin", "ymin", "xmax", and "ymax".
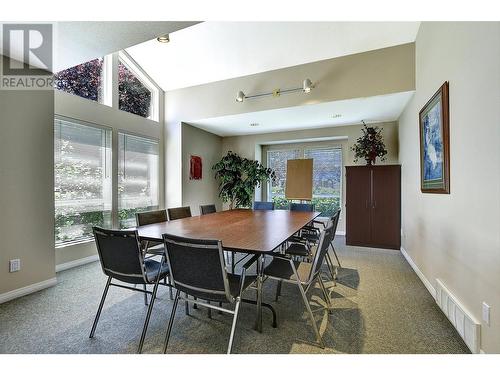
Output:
[
  {"xmin": 137, "ymin": 276, "xmax": 161, "ymax": 354},
  {"xmin": 325, "ymin": 253, "xmax": 337, "ymax": 286},
  {"xmin": 168, "ymin": 276, "xmax": 173, "ymax": 300},
  {"xmin": 330, "ymin": 243, "xmax": 342, "ymax": 268},
  {"xmin": 318, "ymin": 276, "xmax": 334, "ymax": 314},
  {"xmin": 143, "ymin": 284, "xmax": 148, "ymax": 305},
  {"xmin": 164, "ymin": 289, "xmax": 181, "ymax": 354},
  {"xmin": 227, "ymin": 298, "xmax": 241, "ymax": 354},
  {"xmin": 207, "ymin": 300, "xmax": 212, "ymax": 319},
  {"xmin": 275, "ymin": 280, "xmax": 282, "ymax": 301},
  {"xmin": 218, "ymin": 302, "xmax": 223, "ymax": 314},
  {"xmin": 184, "ymin": 293, "xmax": 190, "ymax": 316},
  {"xmin": 296, "ymin": 280, "xmax": 325, "ymax": 348},
  {"xmin": 193, "ymin": 296, "xmax": 198, "ymax": 310},
  {"xmin": 89, "ymin": 276, "xmax": 112, "ymax": 338}
]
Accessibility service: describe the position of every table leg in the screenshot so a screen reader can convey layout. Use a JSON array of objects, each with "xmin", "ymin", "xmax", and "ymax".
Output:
[{"xmin": 254, "ymin": 254, "xmax": 264, "ymax": 332}]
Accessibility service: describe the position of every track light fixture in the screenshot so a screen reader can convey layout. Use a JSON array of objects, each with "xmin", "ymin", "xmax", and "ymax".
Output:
[
  {"xmin": 235, "ymin": 78, "xmax": 313, "ymax": 103},
  {"xmin": 157, "ymin": 34, "xmax": 170, "ymax": 43}
]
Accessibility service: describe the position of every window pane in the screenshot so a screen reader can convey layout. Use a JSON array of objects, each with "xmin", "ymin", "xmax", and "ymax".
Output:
[
  {"xmin": 304, "ymin": 148, "xmax": 342, "ymax": 217},
  {"xmin": 54, "ymin": 58, "xmax": 104, "ymax": 102},
  {"xmin": 54, "ymin": 119, "xmax": 112, "ymax": 245},
  {"xmin": 267, "ymin": 149, "xmax": 301, "ymax": 209},
  {"xmin": 118, "ymin": 133, "xmax": 159, "ymax": 228},
  {"xmin": 118, "ymin": 60, "xmax": 152, "ymax": 119}
]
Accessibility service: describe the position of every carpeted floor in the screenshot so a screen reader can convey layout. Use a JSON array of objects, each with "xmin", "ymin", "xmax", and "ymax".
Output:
[{"xmin": 0, "ymin": 236, "xmax": 470, "ymax": 354}]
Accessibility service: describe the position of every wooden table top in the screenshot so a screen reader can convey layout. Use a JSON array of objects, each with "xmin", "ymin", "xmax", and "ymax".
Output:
[{"xmin": 136, "ymin": 208, "xmax": 321, "ymax": 254}]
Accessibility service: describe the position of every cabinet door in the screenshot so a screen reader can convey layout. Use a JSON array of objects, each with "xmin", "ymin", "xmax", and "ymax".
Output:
[
  {"xmin": 370, "ymin": 166, "xmax": 401, "ymax": 249},
  {"xmin": 345, "ymin": 167, "xmax": 371, "ymax": 246}
]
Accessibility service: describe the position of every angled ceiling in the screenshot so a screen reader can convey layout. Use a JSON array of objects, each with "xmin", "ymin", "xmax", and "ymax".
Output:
[
  {"xmin": 126, "ymin": 21, "xmax": 420, "ymax": 91},
  {"xmin": 55, "ymin": 21, "xmax": 198, "ymax": 71},
  {"xmin": 188, "ymin": 91, "xmax": 414, "ymax": 137}
]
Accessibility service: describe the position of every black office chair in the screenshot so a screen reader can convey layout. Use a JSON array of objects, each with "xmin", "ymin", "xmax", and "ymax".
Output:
[
  {"xmin": 167, "ymin": 206, "xmax": 192, "ymax": 221},
  {"xmin": 200, "ymin": 204, "xmax": 217, "ymax": 215},
  {"xmin": 90, "ymin": 227, "xmax": 170, "ymax": 354},
  {"xmin": 135, "ymin": 209, "xmax": 173, "ymax": 301},
  {"xmin": 253, "ymin": 201, "xmax": 275, "ymax": 210},
  {"xmin": 263, "ymin": 222, "xmax": 336, "ymax": 348},
  {"xmin": 161, "ymin": 234, "xmax": 259, "ymax": 354}
]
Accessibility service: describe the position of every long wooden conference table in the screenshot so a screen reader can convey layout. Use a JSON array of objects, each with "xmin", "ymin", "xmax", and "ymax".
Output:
[{"xmin": 136, "ymin": 208, "xmax": 321, "ymax": 331}]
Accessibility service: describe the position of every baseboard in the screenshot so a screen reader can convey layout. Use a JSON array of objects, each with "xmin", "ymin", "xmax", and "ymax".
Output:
[
  {"xmin": 0, "ymin": 277, "xmax": 57, "ymax": 304},
  {"xmin": 400, "ymin": 246, "xmax": 436, "ymax": 299},
  {"xmin": 336, "ymin": 230, "xmax": 346, "ymax": 236},
  {"xmin": 55, "ymin": 254, "xmax": 99, "ymax": 273}
]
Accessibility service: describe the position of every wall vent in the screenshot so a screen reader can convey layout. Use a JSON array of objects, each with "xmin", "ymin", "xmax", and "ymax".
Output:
[{"xmin": 435, "ymin": 279, "xmax": 480, "ymax": 353}]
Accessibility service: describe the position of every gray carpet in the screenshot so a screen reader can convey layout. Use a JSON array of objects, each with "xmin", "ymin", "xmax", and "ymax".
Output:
[{"xmin": 0, "ymin": 237, "xmax": 470, "ymax": 354}]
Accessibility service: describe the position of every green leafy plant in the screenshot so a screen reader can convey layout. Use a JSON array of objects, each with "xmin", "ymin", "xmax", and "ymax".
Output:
[
  {"xmin": 351, "ymin": 121, "xmax": 388, "ymax": 165},
  {"xmin": 213, "ymin": 151, "xmax": 276, "ymax": 209}
]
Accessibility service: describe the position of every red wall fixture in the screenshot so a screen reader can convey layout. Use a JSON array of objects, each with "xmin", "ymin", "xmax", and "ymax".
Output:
[{"xmin": 190, "ymin": 155, "xmax": 202, "ymax": 180}]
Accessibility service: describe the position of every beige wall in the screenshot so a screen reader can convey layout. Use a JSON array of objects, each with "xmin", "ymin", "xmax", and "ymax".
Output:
[
  {"xmin": 398, "ymin": 22, "xmax": 500, "ymax": 353},
  {"xmin": 166, "ymin": 43, "xmax": 415, "ymax": 208},
  {"xmin": 181, "ymin": 123, "xmax": 223, "ymax": 215},
  {"xmin": 222, "ymin": 122, "xmax": 399, "ymax": 232},
  {"xmin": 0, "ymin": 88, "xmax": 56, "ymax": 294}
]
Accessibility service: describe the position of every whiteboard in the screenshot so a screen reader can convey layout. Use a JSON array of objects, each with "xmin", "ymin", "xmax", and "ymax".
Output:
[{"xmin": 285, "ymin": 159, "xmax": 313, "ymax": 200}]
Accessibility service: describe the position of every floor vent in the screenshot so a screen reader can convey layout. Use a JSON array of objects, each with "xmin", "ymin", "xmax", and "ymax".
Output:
[{"xmin": 435, "ymin": 279, "xmax": 480, "ymax": 353}]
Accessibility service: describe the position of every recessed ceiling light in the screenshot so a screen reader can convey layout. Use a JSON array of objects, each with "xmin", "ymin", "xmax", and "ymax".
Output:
[
  {"xmin": 250, "ymin": 123, "xmax": 259, "ymax": 127},
  {"xmin": 157, "ymin": 34, "xmax": 170, "ymax": 43},
  {"xmin": 331, "ymin": 114, "xmax": 342, "ymax": 119}
]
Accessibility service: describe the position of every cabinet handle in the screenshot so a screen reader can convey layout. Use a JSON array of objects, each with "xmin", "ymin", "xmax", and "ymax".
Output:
[{"xmin": 373, "ymin": 200, "xmax": 377, "ymax": 209}]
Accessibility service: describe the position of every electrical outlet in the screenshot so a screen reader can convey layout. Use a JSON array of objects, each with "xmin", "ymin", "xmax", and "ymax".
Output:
[
  {"xmin": 9, "ymin": 259, "xmax": 21, "ymax": 273},
  {"xmin": 482, "ymin": 302, "xmax": 490, "ymax": 326}
]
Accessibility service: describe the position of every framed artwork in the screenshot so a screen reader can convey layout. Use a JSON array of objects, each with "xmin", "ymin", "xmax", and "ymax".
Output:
[
  {"xmin": 189, "ymin": 155, "xmax": 202, "ymax": 180},
  {"xmin": 419, "ymin": 81, "xmax": 450, "ymax": 194}
]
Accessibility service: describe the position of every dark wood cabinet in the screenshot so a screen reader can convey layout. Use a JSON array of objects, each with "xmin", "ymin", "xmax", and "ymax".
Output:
[{"xmin": 345, "ymin": 165, "xmax": 401, "ymax": 250}]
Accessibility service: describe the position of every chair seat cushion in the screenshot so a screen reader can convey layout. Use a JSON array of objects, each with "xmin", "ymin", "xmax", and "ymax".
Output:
[
  {"xmin": 145, "ymin": 259, "xmax": 170, "ymax": 283},
  {"xmin": 263, "ymin": 257, "xmax": 311, "ymax": 283},
  {"xmin": 285, "ymin": 243, "xmax": 310, "ymax": 257}
]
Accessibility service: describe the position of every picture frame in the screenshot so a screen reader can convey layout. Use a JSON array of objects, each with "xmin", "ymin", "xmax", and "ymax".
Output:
[{"xmin": 419, "ymin": 81, "xmax": 450, "ymax": 194}]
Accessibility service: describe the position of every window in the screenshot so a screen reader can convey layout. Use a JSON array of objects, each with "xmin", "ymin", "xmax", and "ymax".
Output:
[
  {"xmin": 267, "ymin": 149, "xmax": 301, "ymax": 209},
  {"xmin": 118, "ymin": 133, "xmax": 159, "ymax": 228},
  {"xmin": 267, "ymin": 146, "xmax": 342, "ymax": 216},
  {"xmin": 54, "ymin": 58, "xmax": 105, "ymax": 103},
  {"xmin": 118, "ymin": 52, "xmax": 159, "ymax": 121},
  {"xmin": 304, "ymin": 147, "xmax": 342, "ymax": 217},
  {"xmin": 54, "ymin": 118, "xmax": 112, "ymax": 245}
]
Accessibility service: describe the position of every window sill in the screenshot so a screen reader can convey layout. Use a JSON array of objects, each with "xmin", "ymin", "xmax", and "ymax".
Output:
[{"xmin": 55, "ymin": 237, "xmax": 95, "ymax": 249}]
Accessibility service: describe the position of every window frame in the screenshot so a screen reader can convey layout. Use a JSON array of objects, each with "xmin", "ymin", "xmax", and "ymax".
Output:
[{"xmin": 118, "ymin": 51, "xmax": 160, "ymax": 122}]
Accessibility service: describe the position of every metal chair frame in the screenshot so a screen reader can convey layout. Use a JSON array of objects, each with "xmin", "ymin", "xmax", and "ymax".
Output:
[
  {"xmin": 162, "ymin": 235, "xmax": 267, "ymax": 354},
  {"xmin": 89, "ymin": 227, "xmax": 171, "ymax": 354}
]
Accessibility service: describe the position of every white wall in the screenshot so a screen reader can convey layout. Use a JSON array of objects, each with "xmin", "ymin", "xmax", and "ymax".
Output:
[
  {"xmin": 0, "ymin": 88, "xmax": 56, "ymax": 295},
  {"xmin": 398, "ymin": 22, "xmax": 500, "ymax": 353}
]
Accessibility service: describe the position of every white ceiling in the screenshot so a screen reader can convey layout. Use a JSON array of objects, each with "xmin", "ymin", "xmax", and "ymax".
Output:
[
  {"xmin": 188, "ymin": 91, "xmax": 414, "ymax": 137},
  {"xmin": 126, "ymin": 21, "xmax": 420, "ymax": 91}
]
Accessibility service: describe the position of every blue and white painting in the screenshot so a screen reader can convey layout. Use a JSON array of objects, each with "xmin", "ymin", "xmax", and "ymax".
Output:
[{"xmin": 422, "ymin": 96, "xmax": 443, "ymax": 183}]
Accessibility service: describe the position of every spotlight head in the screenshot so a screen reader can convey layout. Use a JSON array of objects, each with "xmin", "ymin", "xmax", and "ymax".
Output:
[
  {"xmin": 157, "ymin": 34, "xmax": 170, "ymax": 43},
  {"xmin": 303, "ymin": 78, "xmax": 313, "ymax": 93},
  {"xmin": 236, "ymin": 91, "xmax": 245, "ymax": 102}
]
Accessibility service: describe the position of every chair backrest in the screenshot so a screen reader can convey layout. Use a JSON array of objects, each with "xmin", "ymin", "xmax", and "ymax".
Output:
[
  {"xmin": 162, "ymin": 234, "xmax": 232, "ymax": 303},
  {"xmin": 307, "ymin": 222, "xmax": 336, "ymax": 283},
  {"xmin": 199, "ymin": 204, "xmax": 217, "ymax": 215},
  {"xmin": 167, "ymin": 206, "xmax": 192, "ymax": 221},
  {"xmin": 92, "ymin": 227, "xmax": 146, "ymax": 284},
  {"xmin": 290, "ymin": 202, "xmax": 314, "ymax": 212},
  {"xmin": 135, "ymin": 209, "xmax": 168, "ymax": 226},
  {"xmin": 253, "ymin": 201, "xmax": 275, "ymax": 210}
]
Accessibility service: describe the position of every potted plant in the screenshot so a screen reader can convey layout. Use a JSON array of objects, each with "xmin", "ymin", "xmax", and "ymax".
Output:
[
  {"xmin": 212, "ymin": 151, "xmax": 276, "ymax": 209},
  {"xmin": 351, "ymin": 121, "xmax": 388, "ymax": 165}
]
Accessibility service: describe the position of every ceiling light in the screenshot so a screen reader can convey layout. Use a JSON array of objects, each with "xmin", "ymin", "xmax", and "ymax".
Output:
[
  {"xmin": 250, "ymin": 123, "xmax": 259, "ymax": 127},
  {"xmin": 303, "ymin": 79, "xmax": 313, "ymax": 93},
  {"xmin": 157, "ymin": 34, "xmax": 170, "ymax": 43},
  {"xmin": 236, "ymin": 91, "xmax": 245, "ymax": 102}
]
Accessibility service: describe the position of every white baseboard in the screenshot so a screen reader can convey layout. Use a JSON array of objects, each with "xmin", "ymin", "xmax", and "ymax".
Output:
[
  {"xmin": 336, "ymin": 230, "xmax": 346, "ymax": 236},
  {"xmin": 56, "ymin": 254, "xmax": 99, "ymax": 272},
  {"xmin": 0, "ymin": 277, "xmax": 57, "ymax": 304},
  {"xmin": 400, "ymin": 246, "xmax": 436, "ymax": 299}
]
